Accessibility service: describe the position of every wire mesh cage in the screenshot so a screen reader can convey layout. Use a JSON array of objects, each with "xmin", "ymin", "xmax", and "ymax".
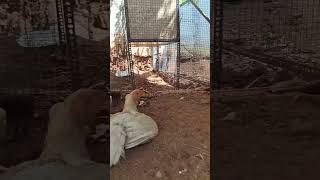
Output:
[
  {"xmin": 179, "ymin": 0, "xmax": 210, "ymax": 86},
  {"xmin": 0, "ymin": 0, "xmax": 108, "ymax": 115},
  {"xmin": 0, "ymin": 0, "xmax": 108, "ymax": 165},
  {"xmin": 0, "ymin": 0, "xmax": 68, "ymax": 115},
  {"xmin": 73, "ymin": 0, "xmax": 108, "ymax": 87},
  {"xmin": 0, "ymin": 0, "xmax": 71, "ymax": 165},
  {"xmin": 110, "ymin": 0, "xmax": 210, "ymax": 91},
  {"xmin": 221, "ymin": 0, "xmax": 320, "ymax": 88}
]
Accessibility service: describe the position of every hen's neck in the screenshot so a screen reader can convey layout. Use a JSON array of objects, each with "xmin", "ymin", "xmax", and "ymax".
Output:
[{"xmin": 122, "ymin": 97, "xmax": 138, "ymax": 113}]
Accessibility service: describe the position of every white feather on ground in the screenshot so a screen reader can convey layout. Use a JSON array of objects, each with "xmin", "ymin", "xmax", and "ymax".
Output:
[
  {"xmin": 110, "ymin": 89, "xmax": 158, "ymax": 167},
  {"xmin": 0, "ymin": 88, "xmax": 107, "ymax": 180}
]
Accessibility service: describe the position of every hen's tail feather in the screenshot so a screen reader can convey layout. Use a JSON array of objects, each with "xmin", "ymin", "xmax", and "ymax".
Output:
[
  {"xmin": 110, "ymin": 124, "xmax": 126, "ymax": 167},
  {"xmin": 125, "ymin": 131, "xmax": 158, "ymax": 149}
]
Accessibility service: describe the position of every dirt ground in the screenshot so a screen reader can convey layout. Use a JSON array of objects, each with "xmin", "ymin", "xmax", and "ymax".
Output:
[
  {"xmin": 213, "ymin": 90, "xmax": 320, "ymax": 180},
  {"xmin": 110, "ymin": 92, "xmax": 210, "ymax": 180}
]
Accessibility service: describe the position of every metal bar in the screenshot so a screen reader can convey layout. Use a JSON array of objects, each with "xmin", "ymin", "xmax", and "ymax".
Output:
[
  {"xmin": 63, "ymin": 0, "xmax": 80, "ymax": 91},
  {"xmin": 127, "ymin": 42, "xmax": 135, "ymax": 89},
  {"xmin": 123, "ymin": 0, "xmax": 181, "ymax": 90},
  {"xmin": 156, "ymin": 46, "xmax": 160, "ymax": 71},
  {"xmin": 124, "ymin": 0, "xmax": 135, "ymax": 89},
  {"xmin": 212, "ymin": 0, "xmax": 223, "ymax": 90},
  {"xmin": 176, "ymin": 0, "xmax": 181, "ymax": 89},
  {"xmin": 105, "ymin": 0, "xmax": 110, "ymax": 94},
  {"xmin": 180, "ymin": 0, "xmax": 190, "ymax": 7},
  {"xmin": 128, "ymin": 38, "xmax": 180, "ymax": 43},
  {"xmin": 189, "ymin": 0, "xmax": 210, "ymax": 23},
  {"xmin": 124, "ymin": 0, "xmax": 131, "ymax": 40},
  {"xmin": 56, "ymin": 0, "xmax": 66, "ymax": 47}
]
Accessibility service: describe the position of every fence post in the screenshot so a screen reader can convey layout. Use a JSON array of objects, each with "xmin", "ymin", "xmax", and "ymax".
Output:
[{"xmin": 212, "ymin": 0, "xmax": 223, "ymax": 90}]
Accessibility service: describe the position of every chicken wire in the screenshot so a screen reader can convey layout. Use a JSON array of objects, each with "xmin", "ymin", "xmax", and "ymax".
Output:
[
  {"xmin": 111, "ymin": 0, "xmax": 210, "ymax": 90},
  {"xmin": 223, "ymin": 0, "xmax": 320, "ymax": 83},
  {"xmin": 0, "ymin": 0, "xmax": 108, "ymax": 115},
  {"xmin": 73, "ymin": 0, "xmax": 108, "ymax": 87},
  {"xmin": 125, "ymin": 0, "xmax": 178, "ymax": 41},
  {"xmin": 110, "ymin": 0, "xmax": 180, "ymax": 90},
  {"xmin": 147, "ymin": 0, "xmax": 210, "ymax": 87},
  {"xmin": 0, "ymin": 0, "xmax": 68, "ymax": 115},
  {"xmin": 179, "ymin": 0, "xmax": 210, "ymax": 86}
]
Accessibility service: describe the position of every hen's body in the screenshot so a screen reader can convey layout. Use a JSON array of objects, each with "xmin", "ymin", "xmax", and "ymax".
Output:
[{"xmin": 110, "ymin": 89, "xmax": 158, "ymax": 167}]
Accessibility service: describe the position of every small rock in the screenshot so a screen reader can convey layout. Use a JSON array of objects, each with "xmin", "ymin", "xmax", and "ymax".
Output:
[
  {"xmin": 180, "ymin": 97, "xmax": 184, "ymax": 100},
  {"xmin": 222, "ymin": 112, "xmax": 237, "ymax": 121},
  {"xmin": 155, "ymin": 171, "xmax": 162, "ymax": 178},
  {"xmin": 178, "ymin": 168, "xmax": 187, "ymax": 175}
]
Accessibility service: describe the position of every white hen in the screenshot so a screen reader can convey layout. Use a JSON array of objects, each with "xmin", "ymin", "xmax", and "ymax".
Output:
[
  {"xmin": 110, "ymin": 89, "xmax": 158, "ymax": 167},
  {"xmin": 0, "ymin": 88, "xmax": 107, "ymax": 180}
]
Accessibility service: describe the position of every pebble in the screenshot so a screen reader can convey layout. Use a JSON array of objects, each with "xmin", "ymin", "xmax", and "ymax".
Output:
[
  {"xmin": 155, "ymin": 171, "xmax": 162, "ymax": 178},
  {"xmin": 178, "ymin": 168, "xmax": 187, "ymax": 175}
]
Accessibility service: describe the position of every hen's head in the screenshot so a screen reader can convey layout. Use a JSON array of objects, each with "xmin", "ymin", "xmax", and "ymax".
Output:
[{"xmin": 126, "ymin": 88, "xmax": 148, "ymax": 105}]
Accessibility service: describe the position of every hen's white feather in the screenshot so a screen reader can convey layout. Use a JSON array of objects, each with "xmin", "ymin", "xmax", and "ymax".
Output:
[
  {"xmin": 111, "ymin": 112, "xmax": 158, "ymax": 149},
  {"xmin": 110, "ymin": 89, "xmax": 158, "ymax": 167},
  {"xmin": 110, "ymin": 123, "xmax": 126, "ymax": 167}
]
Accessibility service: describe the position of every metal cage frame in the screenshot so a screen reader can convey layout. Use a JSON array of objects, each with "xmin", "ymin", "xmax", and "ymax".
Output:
[
  {"xmin": 212, "ymin": 0, "xmax": 223, "ymax": 90},
  {"xmin": 56, "ymin": 0, "xmax": 80, "ymax": 91},
  {"xmin": 123, "ymin": 0, "xmax": 181, "ymax": 89}
]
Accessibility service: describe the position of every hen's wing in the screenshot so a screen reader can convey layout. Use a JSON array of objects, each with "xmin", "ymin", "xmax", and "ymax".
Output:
[
  {"xmin": 110, "ymin": 123, "xmax": 126, "ymax": 167},
  {"xmin": 110, "ymin": 111, "xmax": 158, "ymax": 164},
  {"xmin": 123, "ymin": 113, "xmax": 158, "ymax": 149}
]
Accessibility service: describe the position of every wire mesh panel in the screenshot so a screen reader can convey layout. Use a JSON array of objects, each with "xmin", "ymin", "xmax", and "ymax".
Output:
[
  {"xmin": 151, "ymin": 43, "xmax": 178, "ymax": 74},
  {"xmin": 179, "ymin": 0, "xmax": 210, "ymax": 86},
  {"xmin": 125, "ymin": 0, "xmax": 178, "ymax": 41},
  {"xmin": 0, "ymin": 0, "xmax": 108, "ymax": 166},
  {"xmin": 0, "ymin": 0, "xmax": 108, "ymax": 117},
  {"xmin": 0, "ymin": 0, "xmax": 71, "ymax": 115},
  {"xmin": 223, "ymin": 0, "xmax": 320, "ymax": 83},
  {"xmin": 124, "ymin": 0, "xmax": 180, "ymax": 89},
  {"xmin": 0, "ymin": 1, "xmax": 72, "ymax": 163},
  {"xmin": 110, "ymin": 0, "xmax": 180, "ymax": 90},
  {"xmin": 111, "ymin": 0, "xmax": 210, "ymax": 90},
  {"xmin": 212, "ymin": 0, "xmax": 223, "ymax": 89},
  {"xmin": 73, "ymin": 0, "xmax": 108, "ymax": 87}
]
